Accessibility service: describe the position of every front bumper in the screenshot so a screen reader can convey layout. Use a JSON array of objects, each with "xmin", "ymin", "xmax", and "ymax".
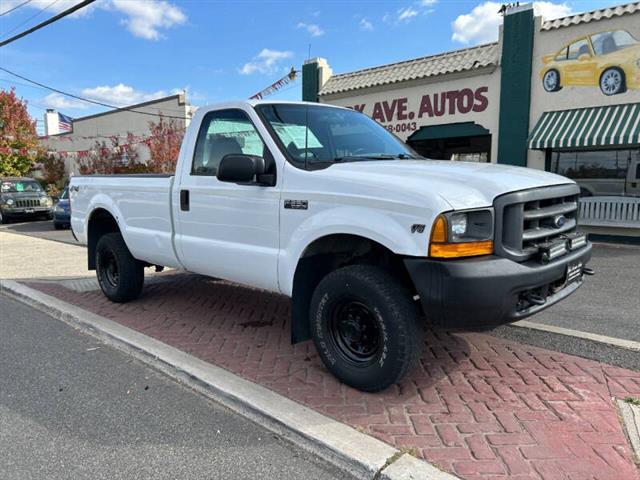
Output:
[
  {"xmin": 1, "ymin": 206, "xmax": 52, "ymax": 217},
  {"xmin": 404, "ymin": 242, "xmax": 592, "ymax": 328}
]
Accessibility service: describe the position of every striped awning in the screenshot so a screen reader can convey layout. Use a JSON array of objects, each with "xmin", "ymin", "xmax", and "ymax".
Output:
[{"xmin": 528, "ymin": 103, "xmax": 640, "ymax": 150}]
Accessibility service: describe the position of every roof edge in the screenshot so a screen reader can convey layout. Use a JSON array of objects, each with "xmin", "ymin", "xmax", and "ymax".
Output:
[
  {"xmin": 541, "ymin": 1, "xmax": 640, "ymax": 30},
  {"xmin": 72, "ymin": 93, "xmax": 187, "ymax": 123}
]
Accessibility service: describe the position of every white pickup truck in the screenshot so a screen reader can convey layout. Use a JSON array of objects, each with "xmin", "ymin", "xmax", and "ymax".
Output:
[{"xmin": 70, "ymin": 100, "xmax": 593, "ymax": 392}]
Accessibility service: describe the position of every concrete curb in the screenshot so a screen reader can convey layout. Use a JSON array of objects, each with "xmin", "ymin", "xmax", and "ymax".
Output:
[
  {"xmin": 510, "ymin": 320, "xmax": 640, "ymax": 352},
  {"xmin": 617, "ymin": 399, "xmax": 640, "ymax": 463},
  {"xmin": 0, "ymin": 279, "xmax": 460, "ymax": 480}
]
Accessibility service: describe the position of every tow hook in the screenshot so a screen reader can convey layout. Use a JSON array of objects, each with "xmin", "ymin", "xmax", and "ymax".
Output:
[
  {"xmin": 524, "ymin": 292, "xmax": 547, "ymax": 306},
  {"xmin": 582, "ymin": 266, "xmax": 595, "ymax": 276}
]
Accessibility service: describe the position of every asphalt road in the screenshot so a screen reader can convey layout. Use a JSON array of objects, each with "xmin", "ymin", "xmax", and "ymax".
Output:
[
  {"xmin": 0, "ymin": 294, "xmax": 352, "ymax": 480},
  {"xmin": 0, "ymin": 219, "xmax": 78, "ymax": 245},
  {"xmin": 525, "ymin": 243, "xmax": 640, "ymax": 342}
]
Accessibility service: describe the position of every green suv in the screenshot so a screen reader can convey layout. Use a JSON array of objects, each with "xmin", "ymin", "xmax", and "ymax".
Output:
[{"xmin": 0, "ymin": 177, "xmax": 53, "ymax": 224}]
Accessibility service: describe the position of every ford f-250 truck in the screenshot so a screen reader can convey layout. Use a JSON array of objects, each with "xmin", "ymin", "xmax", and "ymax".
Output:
[{"xmin": 70, "ymin": 101, "xmax": 593, "ymax": 392}]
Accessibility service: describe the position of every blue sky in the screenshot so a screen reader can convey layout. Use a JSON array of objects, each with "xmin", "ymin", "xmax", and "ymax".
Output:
[{"xmin": 0, "ymin": 0, "xmax": 621, "ymax": 133}]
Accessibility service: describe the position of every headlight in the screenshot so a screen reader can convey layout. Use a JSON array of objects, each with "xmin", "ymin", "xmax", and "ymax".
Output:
[
  {"xmin": 41, "ymin": 197, "xmax": 53, "ymax": 207},
  {"xmin": 6, "ymin": 198, "xmax": 14, "ymax": 206},
  {"xmin": 429, "ymin": 208, "xmax": 494, "ymax": 258},
  {"xmin": 55, "ymin": 205, "xmax": 65, "ymax": 213}
]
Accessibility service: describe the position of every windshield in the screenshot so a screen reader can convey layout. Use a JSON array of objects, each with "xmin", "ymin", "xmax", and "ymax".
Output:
[
  {"xmin": 591, "ymin": 30, "xmax": 638, "ymax": 55},
  {"xmin": 1, "ymin": 180, "xmax": 43, "ymax": 193},
  {"xmin": 256, "ymin": 104, "xmax": 417, "ymax": 168}
]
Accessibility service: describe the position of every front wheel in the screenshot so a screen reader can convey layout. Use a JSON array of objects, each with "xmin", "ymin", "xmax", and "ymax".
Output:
[
  {"xmin": 309, "ymin": 265, "xmax": 423, "ymax": 392},
  {"xmin": 600, "ymin": 68, "xmax": 626, "ymax": 96},
  {"xmin": 96, "ymin": 232, "xmax": 144, "ymax": 303}
]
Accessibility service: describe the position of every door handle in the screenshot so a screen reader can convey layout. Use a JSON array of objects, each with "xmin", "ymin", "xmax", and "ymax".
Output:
[{"xmin": 180, "ymin": 189, "xmax": 190, "ymax": 211}]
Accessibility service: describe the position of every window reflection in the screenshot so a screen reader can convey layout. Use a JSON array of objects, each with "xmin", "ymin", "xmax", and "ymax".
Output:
[{"xmin": 551, "ymin": 149, "xmax": 640, "ymax": 197}]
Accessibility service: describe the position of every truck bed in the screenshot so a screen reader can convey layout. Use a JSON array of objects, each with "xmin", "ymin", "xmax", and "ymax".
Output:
[{"xmin": 70, "ymin": 174, "xmax": 181, "ymax": 269}]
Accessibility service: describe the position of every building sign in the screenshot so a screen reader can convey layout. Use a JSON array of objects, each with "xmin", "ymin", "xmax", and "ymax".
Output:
[{"xmin": 346, "ymin": 87, "xmax": 489, "ymax": 134}]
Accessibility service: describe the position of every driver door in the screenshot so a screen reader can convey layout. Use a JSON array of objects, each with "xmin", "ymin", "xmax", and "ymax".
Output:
[
  {"xmin": 564, "ymin": 38, "xmax": 598, "ymax": 85},
  {"xmin": 174, "ymin": 108, "xmax": 281, "ymax": 292}
]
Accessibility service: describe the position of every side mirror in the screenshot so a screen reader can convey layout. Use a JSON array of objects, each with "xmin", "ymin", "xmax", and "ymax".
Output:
[
  {"xmin": 578, "ymin": 53, "xmax": 591, "ymax": 61},
  {"xmin": 217, "ymin": 154, "xmax": 266, "ymax": 184}
]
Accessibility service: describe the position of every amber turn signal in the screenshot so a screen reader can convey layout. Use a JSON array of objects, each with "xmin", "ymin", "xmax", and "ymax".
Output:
[{"xmin": 429, "ymin": 240, "xmax": 494, "ymax": 258}]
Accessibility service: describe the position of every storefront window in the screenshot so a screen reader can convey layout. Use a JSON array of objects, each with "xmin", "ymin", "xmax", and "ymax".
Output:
[{"xmin": 550, "ymin": 149, "xmax": 640, "ymax": 197}]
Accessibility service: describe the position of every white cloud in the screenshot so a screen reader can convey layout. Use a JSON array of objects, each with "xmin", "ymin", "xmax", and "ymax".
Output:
[
  {"xmin": 452, "ymin": 1, "xmax": 573, "ymax": 45},
  {"xmin": 0, "ymin": 0, "xmax": 186, "ymax": 40},
  {"xmin": 533, "ymin": 1, "xmax": 572, "ymax": 20},
  {"xmin": 111, "ymin": 0, "xmax": 186, "ymax": 40},
  {"xmin": 359, "ymin": 18, "xmax": 373, "ymax": 31},
  {"xmin": 239, "ymin": 49, "xmax": 293, "ymax": 75},
  {"xmin": 80, "ymin": 84, "xmax": 168, "ymax": 106},
  {"xmin": 397, "ymin": 7, "xmax": 418, "ymax": 23},
  {"xmin": 296, "ymin": 22, "xmax": 324, "ymax": 37},
  {"xmin": 384, "ymin": 1, "xmax": 435, "ymax": 26},
  {"xmin": 41, "ymin": 93, "xmax": 90, "ymax": 110}
]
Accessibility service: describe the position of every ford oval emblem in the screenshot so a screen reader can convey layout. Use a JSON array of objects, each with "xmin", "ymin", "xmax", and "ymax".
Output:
[{"xmin": 553, "ymin": 215, "xmax": 567, "ymax": 228}]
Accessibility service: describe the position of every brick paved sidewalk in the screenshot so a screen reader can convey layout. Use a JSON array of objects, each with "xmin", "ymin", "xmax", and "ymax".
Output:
[{"xmin": 24, "ymin": 273, "xmax": 640, "ymax": 480}]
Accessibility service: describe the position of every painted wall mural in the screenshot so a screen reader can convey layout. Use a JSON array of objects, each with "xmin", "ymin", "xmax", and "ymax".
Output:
[{"xmin": 539, "ymin": 29, "xmax": 640, "ymax": 96}]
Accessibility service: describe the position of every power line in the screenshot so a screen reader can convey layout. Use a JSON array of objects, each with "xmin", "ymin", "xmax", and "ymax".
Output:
[
  {"xmin": 0, "ymin": 0, "xmax": 35, "ymax": 17},
  {"xmin": 0, "ymin": 0, "xmax": 95, "ymax": 47},
  {"xmin": 1, "ymin": 0, "xmax": 61, "ymax": 39},
  {"xmin": 0, "ymin": 67, "xmax": 190, "ymax": 120}
]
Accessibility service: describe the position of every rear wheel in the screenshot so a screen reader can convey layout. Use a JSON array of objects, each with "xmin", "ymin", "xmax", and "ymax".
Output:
[
  {"xmin": 600, "ymin": 68, "xmax": 626, "ymax": 95},
  {"xmin": 96, "ymin": 232, "xmax": 144, "ymax": 303},
  {"xmin": 543, "ymin": 69, "xmax": 562, "ymax": 92},
  {"xmin": 309, "ymin": 265, "xmax": 423, "ymax": 392}
]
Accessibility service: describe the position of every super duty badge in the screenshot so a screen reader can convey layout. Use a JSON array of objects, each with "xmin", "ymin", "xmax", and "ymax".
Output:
[{"xmin": 284, "ymin": 200, "xmax": 308, "ymax": 210}]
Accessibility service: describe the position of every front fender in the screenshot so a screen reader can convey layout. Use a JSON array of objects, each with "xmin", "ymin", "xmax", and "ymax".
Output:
[{"xmin": 278, "ymin": 206, "xmax": 429, "ymax": 296}]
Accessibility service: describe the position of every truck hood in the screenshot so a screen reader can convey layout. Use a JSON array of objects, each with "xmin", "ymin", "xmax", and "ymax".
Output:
[{"xmin": 324, "ymin": 160, "xmax": 574, "ymax": 210}]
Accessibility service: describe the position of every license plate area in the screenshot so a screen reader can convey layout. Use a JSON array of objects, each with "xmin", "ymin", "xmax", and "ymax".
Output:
[
  {"xmin": 565, "ymin": 261, "xmax": 583, "ymax": 285},
  {"xmin": 24, "ymin": 209, "xmax": 34, "ymax": 214}
]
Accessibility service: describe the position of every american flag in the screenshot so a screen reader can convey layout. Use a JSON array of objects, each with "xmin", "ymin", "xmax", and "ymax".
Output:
[{"xmin": 58, "ymin": 113, "xmax": 73, "ymax": 132}]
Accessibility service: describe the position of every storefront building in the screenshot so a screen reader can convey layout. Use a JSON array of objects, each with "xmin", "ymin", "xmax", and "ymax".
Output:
[{"xmin": 302, "ymin": 2, "xmax": 640, "ymax": 233}]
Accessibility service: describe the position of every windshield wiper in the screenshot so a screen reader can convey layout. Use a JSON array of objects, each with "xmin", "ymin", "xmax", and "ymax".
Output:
[{"xmin": 332, "ymin": 153, "xmax": 415, "ymax": 162}]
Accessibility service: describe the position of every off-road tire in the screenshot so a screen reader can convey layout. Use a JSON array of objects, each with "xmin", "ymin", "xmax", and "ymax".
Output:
[
  {"xmin": 309, "ymin": 265, "xmax": 423, "ymax": 392},
  {"xmin": 96, "ymin": 232, "xmax": 144, "ymax": 303}
]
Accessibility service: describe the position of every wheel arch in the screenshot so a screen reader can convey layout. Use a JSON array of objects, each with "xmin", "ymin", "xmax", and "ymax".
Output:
[
  {"xmin": 289, "ymin": 233, "xmax": 416, "ymax": 344},
  {"xmin": 87, "ymin": 208, "xmax": 122, "ymax": 270}
]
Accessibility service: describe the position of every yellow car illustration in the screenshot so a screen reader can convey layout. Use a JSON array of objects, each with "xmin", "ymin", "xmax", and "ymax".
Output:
[{"xmin": 540, "ymin": 29, "xmax": 640, "ymax": 96}]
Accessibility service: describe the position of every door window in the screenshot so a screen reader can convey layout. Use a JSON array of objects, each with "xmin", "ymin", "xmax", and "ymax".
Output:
[
  {"xmin": 567, "ymin": 39, "xmax": 591, "ymax": 60},
  {"xmin": 192, "ymin": 109, "xmax": 266, "ymax": 176}
]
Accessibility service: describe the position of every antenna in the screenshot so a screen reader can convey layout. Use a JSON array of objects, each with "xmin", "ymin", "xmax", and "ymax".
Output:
[{"xmin": 308, "ymin": 43, "xmax": 312, "ymax": 60}]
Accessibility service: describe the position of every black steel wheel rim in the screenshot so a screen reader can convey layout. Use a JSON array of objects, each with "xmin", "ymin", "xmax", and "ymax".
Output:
[
  {"xmin": 330, "ymin": 299, "xmax": 381, "ymax": 365},
  {"xmin": 99, "ymin": 250, "xmax": 119, "ymax": 288}
]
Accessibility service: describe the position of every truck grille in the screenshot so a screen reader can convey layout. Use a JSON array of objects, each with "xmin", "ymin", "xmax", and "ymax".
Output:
[
  {"xmin": 494, "ymin": 184, "xmax": 581, "ymax": 262},
  {"xmin": 16, "ymin": 199, "xmax": 40, "ymax": 208}
]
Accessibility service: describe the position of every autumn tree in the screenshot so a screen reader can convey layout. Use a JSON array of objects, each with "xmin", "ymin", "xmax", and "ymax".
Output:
[
  {"xmin": 41, "ymin": 154, "xmax": 66, "ymax": 191},
  {"xmin": 146, "ymin": 116, "xmax": 184, "ymax": 174},
  {"xmin": 77, "ymin": 134, "xmax": 146, "ymax": 174},
  {"xmin": 0, "ymin": 88, "xmax": 43, "ymax": 177}
]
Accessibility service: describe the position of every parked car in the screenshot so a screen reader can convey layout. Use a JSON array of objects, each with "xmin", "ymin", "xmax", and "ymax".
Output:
[
  {"xmin": 69, "ymin": 101, "xmax": 592, "ymax": 392},
  {"xmin": 540, "ymin": 29, "xmax": 640, "ymax": 96},
  {"xmin": 53, "ymin": 187, "xmax": 71, "ymax": 229},
  {"xmin": 0, "ymin": 177, "xmax": 53, "ymax": 224}
]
